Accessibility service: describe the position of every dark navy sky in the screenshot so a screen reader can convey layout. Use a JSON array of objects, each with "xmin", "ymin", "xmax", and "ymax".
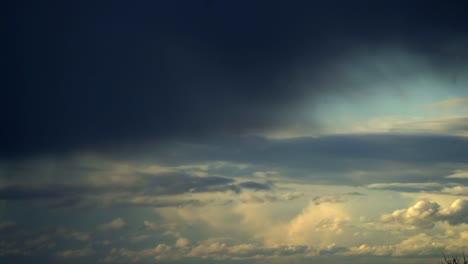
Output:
[{"xmin": 4, "ymin": 0, "xmax": 468, "ymax": 157}]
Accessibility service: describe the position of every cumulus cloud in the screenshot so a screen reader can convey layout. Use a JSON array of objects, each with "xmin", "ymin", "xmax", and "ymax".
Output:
[
  {"xmin": 109, "ymin": 241, "xmax": 234, "ymax": 263},
  {"xmin": 56, "ymin": 228, "xmax": 91, "ymax": 241},
  {"xmin": 287, "ymin": 202, "xmax": 352, "ymax": 247},
  {"xmin": 112, "ymin": 243, "xmax": 173, "ymax": 262},
  {"xmin": 143, "ymin": 220, "xmax": 159, "ymax": 231},
  {"xmin": 56, "ymin": 247, "xmax": 94, "ymax": 257},
  {"xmin": 446, "ymin": 170, "xmax": 468, "ymax": 179},
  {"xmin": 102, "ymin": 240, "xmax": 310, "ymax": 263},
  {"xmin": 347, "ymin": 233, "xmax": 444, "ymax": 257},
  {"xmin": 346, "ymin": 230, "xmax": 468, "ymax": 257},
  {"xmin": 380, "ymin": 199, "xmax": 440, "ymax": 230},
  {"xmin": 312, "ymin": 195, "xmax": 346, "ymax": 205},
  {"xmin": 279, "ymin": 191, "xmax": 305, "ymax": 201},
  {"xmin": 98, "ymin": 218, "xmax": 127, "ymax": 231},
  {"xmin": 439, "ymin": 199, "xmax": 468, "ymax": 225},
  {"xmin": 188, "ymin": 241, "xmax": 228, "ymax": 258},
  {"xmin": 175, "ymin": 237, "xmax": 190, "ymax": 248},
  {"xmin": 381, "ymin": 199, "xmax": 468, "ymax": 229}
]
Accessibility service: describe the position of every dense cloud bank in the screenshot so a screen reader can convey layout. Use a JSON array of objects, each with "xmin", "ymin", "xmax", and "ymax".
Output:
[{"xmin": 3, "ymin": 0, "xmax": 468, "ymax": 157}]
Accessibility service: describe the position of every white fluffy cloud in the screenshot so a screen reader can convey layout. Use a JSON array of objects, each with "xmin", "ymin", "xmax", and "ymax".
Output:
[
  {"xmin": 380, "ymin": 199, "xmax": 440, "ymax": 230},
  {"xmin": 286, "ymin": 202, "xmax": 353, "ymax": 248},
  {"xmin": 381, "ymin": 199, "xmax": 468, "ymax": 229},
  {"xmin": 439, "ymin": 199, "xmax": 468, "ymax": 225}
]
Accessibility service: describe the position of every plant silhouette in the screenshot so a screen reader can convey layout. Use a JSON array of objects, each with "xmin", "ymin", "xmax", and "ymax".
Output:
[{"xmin": 441, "ymin": 252, "xmax": 467, "ymax": 264}]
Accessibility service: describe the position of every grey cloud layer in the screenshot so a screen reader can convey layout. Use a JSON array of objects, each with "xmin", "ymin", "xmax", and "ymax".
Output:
[
  {"xmin": 0, "ymin": 178, "xmax": 269, "ymax": 208},
  {"xmin": 1, "ymin": 134, "xmax": 467, "ymax": 208},
  {"xmin": 111, "ymin": 134, "xmax": 468, "ymax": 188}
]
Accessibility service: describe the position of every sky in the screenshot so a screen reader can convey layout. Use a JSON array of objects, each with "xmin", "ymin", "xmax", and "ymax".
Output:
[{"xmin": 2, "ymin": 1, "xmax": 468, "ymax": 263}]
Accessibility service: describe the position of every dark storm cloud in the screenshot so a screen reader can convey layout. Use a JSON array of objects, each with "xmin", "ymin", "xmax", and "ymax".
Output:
[
  {"xmin": 172, "ymin": 134, "xmax": 468, "ymax": 186},
  {"xmin": 238, "ymin": 181, "xmax": 271, "ymax": 191},
  {"xmin": 4, "ymin": 0, "xmax": 468, "ymax": 157},
  {"xmin": 0, "ymin": 184, "xmax": 97, "ymax": 201},
  {"xmin": 0, "ymin": 173, "xmax": 275, "ymax": 208},
  {"xmin": 2, "ymin": 134, "xmax": 467, "ymax": 189},
  {"xmin": 142, "ymin": 173, "xmax": 236, "ymax": 195},
  {"xmin": 57, "ymin": 133, "xmax": 465, "ymax": 187},
  {"xmin": 366, "ymin": 182, "xmax": 445, "ymax": 193},
  {"xmin": 133, "ymin": 134, "xmax": 468, "ymax": 170}
]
